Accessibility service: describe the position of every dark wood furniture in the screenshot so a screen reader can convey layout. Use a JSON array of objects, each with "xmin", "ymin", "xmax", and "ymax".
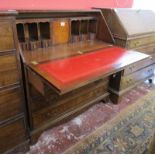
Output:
[
  {"xmin": 15, "ymin": 10, "xmax": 154, "ymax": 143},
  {"xmin": 98, "ymin": 8, "xmax": 155, "ymax": 102},
  {"xmin": 16, "ymin": 10, "xmax": 115, "ymax": 142},
  {"xmin": 0, "ymin": 9, "xmax": 154, "ymax": 152},
  {"xmin": 0, "ymin": 11, "xmax": 28, "ymax": 153},
  {"xmin": 101, "ymin": 8, "xmax": 155, "ymax": 59}
]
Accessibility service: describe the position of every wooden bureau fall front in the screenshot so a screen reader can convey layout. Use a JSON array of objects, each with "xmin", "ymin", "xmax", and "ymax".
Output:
[{"xmin": 0, "ymin": 9, "xmax": 154, "ymax": 153}]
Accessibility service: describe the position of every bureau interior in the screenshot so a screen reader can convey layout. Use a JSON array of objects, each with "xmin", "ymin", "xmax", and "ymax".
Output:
[
  {"xmin": 16, "ymin": 17, "xmax": 98, "ymax": 50},
  {"xmin": 16, "ymin": 10, "xmax": 113, "ymax": 51}
]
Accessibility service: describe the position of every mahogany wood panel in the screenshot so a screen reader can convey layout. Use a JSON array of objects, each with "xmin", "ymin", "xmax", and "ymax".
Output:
[
  {"xmin": 0, "ymin": 69, "xmax": 19, "ymax": 88},
  {"xmin": 31, "ymin": 77, "xmax": 108, "ymax": 128},
  {"xmin": 22, "ymin": 40, "xmax": 112, "ymax": 64},
  {"xmin": 0, "ymin": 21, "xmax": 15, "ymax": 52},
  {"xmin": 52, "ymin": 19, "xmax": 70, "ymax": 45},
  {"xmin": 109, "ymin": 64, "xmax": 154, "ymax": 103},
  {"xmin": 135, "ymin": 43, "xmax": 155, "ymax": 56},
  {"xmin": 120, "ymin": 65, "xmax": 154, "ymax": 90},
  {"xmin": 126, "ymin": 35, "xmax": 155, "ymax": 49},
  {"xmin": 29, "ymin": 76, "xmax": 108, "ymax": 112},
  {"xmin": 0, "ymin": 117, "xmax": 27, "ymax": 153},
  {"xmin": 123, "ymin": 57, "xmax": 153, "ymax": 76},
  {"xmin": 101, "ymin": 9, "xmax": 155, "ymax": 60},
  {"xmin": 0, "ymin": 53, "xmax": 18, "ymax": 72},
  {"xmin": 0, "ymin": 86, "xmax": 23, "ymax": 122}
]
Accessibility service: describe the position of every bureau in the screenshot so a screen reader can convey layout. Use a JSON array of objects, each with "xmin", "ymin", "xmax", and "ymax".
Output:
[
  {"xmin": 0, "ymin": 9, "xmax": 153, "ymax": 151},
  {"xmin": 16, "ymin": 10, "xmax": 115, "ymax": 143},
  {"xmin": 14, "ymin": 10, "xmax": 154, "ymax": 143},
  {"xmin": 101, "ymin": 8, "xmax": 155, "ymax": 57},
  {"xmin": 0, "ymin": 11, "xmax": 28, "ymax": 153},
  {"xmin": 99, "ymin": 8, "xmax": 155, "ymax": 102}
]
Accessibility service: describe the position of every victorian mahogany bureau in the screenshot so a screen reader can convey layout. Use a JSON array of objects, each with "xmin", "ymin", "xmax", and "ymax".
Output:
[
  {"xmin": 16, "ymin": 10, "xmax": 115, "ymax": 143},
  {"xmin": 15, "ymin": 10, "xmax": 153, "ymax": 143},
  {"xmin": 0, "ymin": 9, "xmax": 153, "ymax": 153},
  {"xmin": 0, "ymin": 11, "xmax": 28, "ymax": 153},
  {"xmin": 100, "ymin": 8, "xmax": 155, "ymax": 102}
]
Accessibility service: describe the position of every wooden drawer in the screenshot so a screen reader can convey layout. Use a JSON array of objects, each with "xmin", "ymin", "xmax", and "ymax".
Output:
[
  {"xmin": 0, "ymin": 69, "xmax": 19, "ymax": 88},
  {"xmin": 32, "ymin": 78, "xmax": 109, "ymax": 128},
  {"xmin": 29, "ymin": 75, "xmax": 109, "ymax": 108},
  {"xmin": 0, "ymin": 21, "xmax": 15, "ymax": 52},
  {"xmin": 126, "ymin": 35, "xmax": 155, "ymax": 49},
  {"xmin": 29, "ymin": 41, "xmax": 42, "ymax": 50},
  {"xmin": 52, "ymin": 19, "xmax": 70, "ymax": 45},
  {"xmin": 0, "ymin": 54, "xmax": 18, "ymax": 72},
  {"xmin": 120, "ymin": 65, "xmax": 154, "ymax": 90},
  {"xmin": 134, "ymin": 43, "xmax": 155, "ymax": 54},
  {"xmin": 0, "ymin": 117, "xmax": 27, "ymax": 153},
  {"xmin": 123, "ymin": 57, "xmax": 153, "ymax": 75},
  {"xmin": 0, "ymin": 87, "xmax": 23, "ymax": 122}
]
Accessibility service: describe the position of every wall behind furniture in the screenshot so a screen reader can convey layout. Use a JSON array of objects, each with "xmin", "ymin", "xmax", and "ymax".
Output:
[{"xmin": 0, "ymin": 0, "xmax": 133, "ymax": 10}]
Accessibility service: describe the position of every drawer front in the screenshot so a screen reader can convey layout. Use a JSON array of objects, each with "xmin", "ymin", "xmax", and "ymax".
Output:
[
  {"xmin": 134, "ymin": 43, "xmax": 155, "ymax": 54},
  {"xmin": 126, "ymin": 35, "xmax": 155, "ymax": 49},
  {"xmin": 32, "ymin": 78, "xmax": 109, "ymax": 128},
  {"xmin": 52, "ymin": 19, "xmax": 70, "ymax": 45},
  {"xmin": 120, "ymin": 65, "xmax": 154, "ymax": 90},
  {"xmin": 0, "ymin": 21, "xmax": 15, "ymax": 52},
  {"xmin": 0, "ymin": 87, "xmax": 23, "ymax": 122},
  {"xmin": 0, "ymin": 54, "xmax": 18, "ymax": 72},
  {"xmin": 0, "ymin": 117, "xmax": 27, "ymax": 153},
  {"xmin": 29, "ymin": 79, "xmax": 108, "ymax": 112},
  {"xmin": 124, "ymin": 57, "xmax": 153, "ymax": 75},
  {"xmin": 0, "ymin": 70, "xmax": 19, "ymax": 88}
]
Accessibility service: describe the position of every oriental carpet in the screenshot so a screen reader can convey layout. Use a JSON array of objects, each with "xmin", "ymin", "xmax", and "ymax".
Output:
[
  {"xmin": 65, "ymin": 87, "xmax": 155, "ymax": 154},
  {"xmin": 28, "ymin": 82, "xmax": 155, "ymax": 154}
]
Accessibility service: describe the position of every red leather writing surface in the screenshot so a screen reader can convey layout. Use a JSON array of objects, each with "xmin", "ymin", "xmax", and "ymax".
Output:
[{"xmin": 38, "ymin": 47, "xmax": 126, "ymax": 89}]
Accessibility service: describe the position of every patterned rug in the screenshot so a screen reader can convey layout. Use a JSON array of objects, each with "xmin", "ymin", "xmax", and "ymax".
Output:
[{"xmin": 64, "ymin": 89, "xmax": 155, "ymax": 154}]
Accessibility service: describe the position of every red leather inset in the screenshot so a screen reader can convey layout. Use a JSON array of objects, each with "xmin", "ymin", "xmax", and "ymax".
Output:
[{"xmin": 38, "ymin": 47, "xmax": 126, "ymax": 89}]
